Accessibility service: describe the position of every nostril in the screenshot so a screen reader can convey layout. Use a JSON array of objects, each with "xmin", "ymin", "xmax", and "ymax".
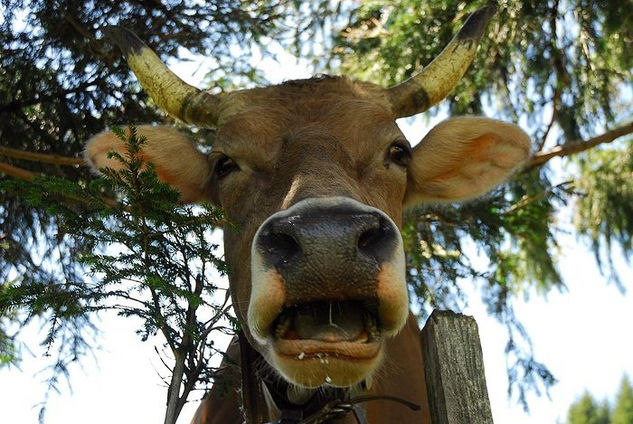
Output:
[
  {"xmin": 357, "ymin": 217, "xmax": 396, "ymax": 262},
  {"xmin": 259, "ymin": 231, "xmax": 302, "ymax": 267},
  {"xmin": 358, "ymin": 228, "xmax": 383, "ymax": 250}
]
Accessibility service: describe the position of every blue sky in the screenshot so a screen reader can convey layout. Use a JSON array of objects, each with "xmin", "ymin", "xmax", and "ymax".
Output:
[{"xmin": 2, "ymin": 33, "xmax": 633, "ymax": 424}]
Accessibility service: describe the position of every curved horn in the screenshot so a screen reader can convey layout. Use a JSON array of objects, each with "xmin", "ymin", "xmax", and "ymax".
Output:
[
  {"xmin": 386, "ymin": 5, "xmax": 497, "ymax": 118},
  {"xmin": 103, "ymin": 27, "xmax": 222, "ymax": 126}
]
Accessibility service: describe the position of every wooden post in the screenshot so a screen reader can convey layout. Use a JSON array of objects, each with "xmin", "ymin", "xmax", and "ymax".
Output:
[{"xmin": 421, "ymin": 310, "xmax": 494, "ymax": 424}]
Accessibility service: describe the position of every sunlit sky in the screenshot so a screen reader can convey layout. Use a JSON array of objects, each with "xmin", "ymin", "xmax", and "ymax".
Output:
[{"xmin": 2, "ymin": 33, "xmax": 632, "ymax": 424}]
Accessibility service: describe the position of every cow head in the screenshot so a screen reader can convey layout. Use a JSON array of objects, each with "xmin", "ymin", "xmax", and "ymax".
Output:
[{"xmin": 86, "ymin": 7, "xmax": 530, "ymax": 390}]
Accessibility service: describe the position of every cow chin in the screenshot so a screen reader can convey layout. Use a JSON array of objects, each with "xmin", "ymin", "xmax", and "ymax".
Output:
[{"xmin": 268, "ymin": 340, "xmax": 385, "ymax": 388}]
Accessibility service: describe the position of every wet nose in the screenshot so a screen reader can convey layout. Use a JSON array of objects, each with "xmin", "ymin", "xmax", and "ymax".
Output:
[
  {"xmin": 256, "ymin": 206, "xmax": 398, "ymax": 269},
  {"xmin": 248, "ymin": 197, "xmax": 409, "ymax": 341}
]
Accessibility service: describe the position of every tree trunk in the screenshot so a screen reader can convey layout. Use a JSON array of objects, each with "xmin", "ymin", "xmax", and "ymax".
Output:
[{"xmin": 164, "ymin": 353, "xmax": 186, "ymax": 424}]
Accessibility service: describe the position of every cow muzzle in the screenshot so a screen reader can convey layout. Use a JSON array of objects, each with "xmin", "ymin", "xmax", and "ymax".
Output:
[{"xmin": 248, "ymin": 197, "xmax": 408, "ymax": 388}]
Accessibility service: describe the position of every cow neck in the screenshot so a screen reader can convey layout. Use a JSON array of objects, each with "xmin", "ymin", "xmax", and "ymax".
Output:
[{"xmin": 237, "ymin": 332, "xmax": 419, "ymax": 424}]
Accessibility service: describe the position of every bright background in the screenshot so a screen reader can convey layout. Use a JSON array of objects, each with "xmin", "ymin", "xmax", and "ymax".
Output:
[{"xmin": 1, "ymin": 40, "xmax": 632, "ymax": 424}]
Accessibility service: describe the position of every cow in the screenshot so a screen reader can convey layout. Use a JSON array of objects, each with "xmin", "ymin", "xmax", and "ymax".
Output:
[{"xmin": 85, "ymin": 6, "xmax": 530, "ymax": 424}]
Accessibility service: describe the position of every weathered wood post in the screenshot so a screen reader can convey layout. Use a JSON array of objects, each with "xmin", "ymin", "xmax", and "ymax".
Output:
[{"xmin": 421, "ymin": 309, "xmax": 494, "ymax": 424}]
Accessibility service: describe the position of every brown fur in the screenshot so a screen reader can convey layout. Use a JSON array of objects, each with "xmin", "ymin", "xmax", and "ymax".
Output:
[{"xmin": 84, "ymin": 75, "xmax": 530, "ymax": 423}]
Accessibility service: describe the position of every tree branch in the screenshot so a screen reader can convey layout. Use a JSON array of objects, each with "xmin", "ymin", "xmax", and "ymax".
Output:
[
  {"xmin": 525, "ymin": 121, "xmax": 633, "ymax": 169},
  {"xmin": 537, "ymin": 0, "xmax": 562, "ymax": 152},
  {"xmin": 0, "ymin": 147, "xmax": 86, "ymax": 167},
  {"xmin": 538, "ymin": 86, "xmax": 560, "ymax": 152},
  {"xmin": 501, "ymin": 180, "xmax": 573, "ymax": 216},
  {"xmin": 0, "ymin": 161, "xmax": 119, "ymax": 208},
  {"xmin": 0, "ymin": 162, "xmax": 36, "ymax": 181}
]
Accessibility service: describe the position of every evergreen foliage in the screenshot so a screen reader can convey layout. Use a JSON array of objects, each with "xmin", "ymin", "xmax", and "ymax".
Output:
[
  {"xmin": 567, "ymin": 392, "xmax": 610, "ymax": 424},
  {"xmin": 575, "ymin": 141, "xmax": 633, "ymax": 286},
  {"xmin": 567, "ymin": 376, "xmax": 633, "ymax": 424},
  {"xmin": 1, "ymin": 126, "xmax": 229, "ymax": 423},
  {"xmin": 612, "ymin": 377, "xmax": 633, "ymax": 424}
]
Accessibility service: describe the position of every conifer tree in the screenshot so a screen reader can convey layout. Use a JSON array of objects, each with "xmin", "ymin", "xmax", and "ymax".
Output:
[
  {"xmin": 2, "ymin": 126, "xmax": 231, "ymax": 423},
  {"xmin": 567, "ymin": 392, "xmax": 610, "ymax": 424},
  {"xmin": 612, "ymin": 376, "xmax": 633, "ymax": 424}
]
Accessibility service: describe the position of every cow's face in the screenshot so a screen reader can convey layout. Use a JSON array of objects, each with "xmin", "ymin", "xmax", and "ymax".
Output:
[
  {"xmin": 209, "ymin": 79, "xmax": 411, "ymax": 387},
  {"xmin": 87, "ymin": 5, "xmax": 528, "ymax": 391}
]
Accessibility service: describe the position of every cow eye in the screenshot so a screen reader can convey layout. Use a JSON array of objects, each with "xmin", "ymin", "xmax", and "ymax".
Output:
[
  {"xmin": 387, "ymin": 142, "xmax": 412, "ymax": 167},
  {"xmin": 215, "ymin": 155, "xmax": 238, "ymax": 179}
]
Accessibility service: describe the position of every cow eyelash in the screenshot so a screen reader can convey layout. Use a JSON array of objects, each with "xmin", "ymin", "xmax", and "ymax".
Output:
[
  {"xmin": 387, "ymin": 141, "xmax": 412, "ymax": 167},
  {"xmin": 215, "ymin": 155, "xmax": 239, "ymax": 179}
]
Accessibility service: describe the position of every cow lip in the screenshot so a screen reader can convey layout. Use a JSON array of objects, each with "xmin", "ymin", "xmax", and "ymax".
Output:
[
  {"xmin": 270, "ymin": 300, "xmax": 381, "ymax": 348},
  {"xmin": 273, "ymin": 338, "xmax": 381, "ymax": 360}
]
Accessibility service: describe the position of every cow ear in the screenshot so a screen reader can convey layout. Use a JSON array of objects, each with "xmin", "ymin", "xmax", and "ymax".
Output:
[
  {"xmin": 84, "ymin": 125, "xmax": 211, "ymax": 204},
  {"xmin": 403, "ymin": 117, "xmax": 530, "ymax": 208}
]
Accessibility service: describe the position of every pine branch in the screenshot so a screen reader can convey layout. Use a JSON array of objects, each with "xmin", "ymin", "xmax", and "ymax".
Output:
[
  {"xmin": 501, "ymin": 180, "xmax": 573, "ymax": 216},
  {"xmin": 0, "ymin": 162, "xmax": 36, "ymax": 181},
  {"xmin": 0, "ymin": 161, "xmax": 119, "ymax": 208},
  {"xmin": 525, "ymin": 121, "xmax": 633, "ymax": 169},
  {"xmin": 537, "ymin": 86, "xmax": 561, "ymax": 152},
  {"xmin": 0, "ymin": 147, "xmax": 86, "ymax": 167},
  {"xmin": 537, "ymin": 0, "xmax": 562, "ymax": 152}
]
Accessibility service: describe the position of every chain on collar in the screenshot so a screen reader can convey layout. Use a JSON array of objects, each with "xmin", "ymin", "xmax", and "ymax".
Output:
[{"xmin": 266, "ymin": 394, "xmax": 421, "ymax": 424}]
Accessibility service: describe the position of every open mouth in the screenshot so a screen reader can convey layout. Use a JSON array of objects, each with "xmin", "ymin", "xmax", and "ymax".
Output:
[{"xmin": 271, "ymin": 300, "xmax": 381, "ymax": 359}]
